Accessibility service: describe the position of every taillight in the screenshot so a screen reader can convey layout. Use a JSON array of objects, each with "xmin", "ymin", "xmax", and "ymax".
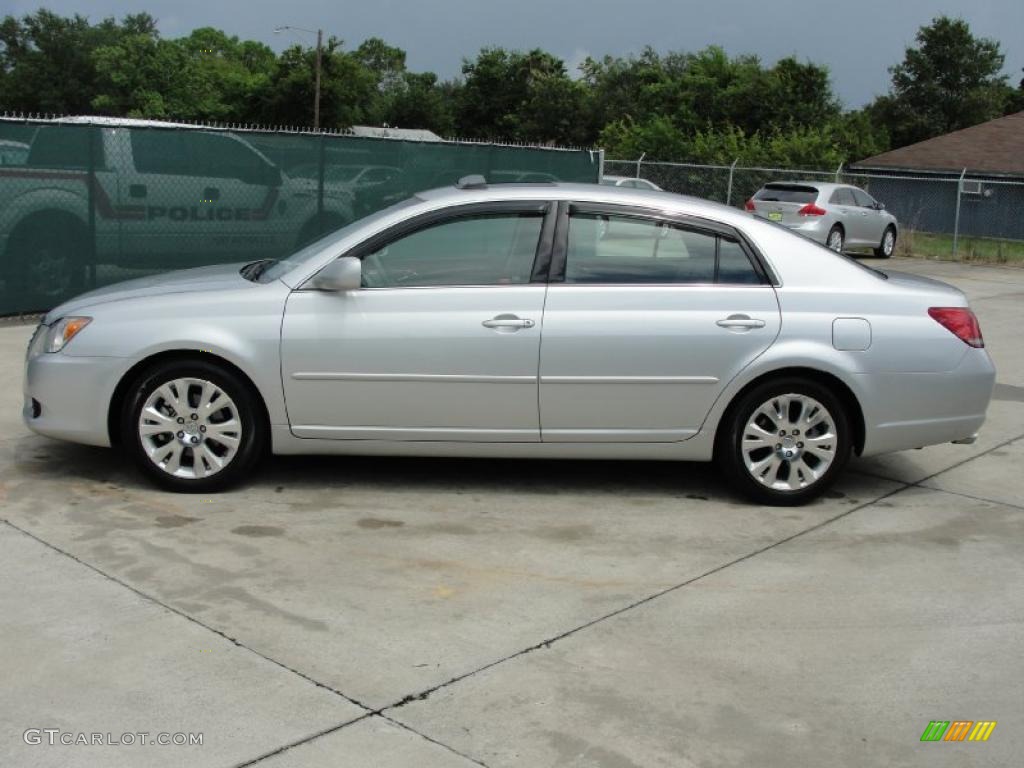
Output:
[
  {"xmin": 797, "ymin": 203, "xmax": 827, "ymax": 216},
  {"xmin": 744, "ymin": 198, "xmax": 756, "ymax": 212},
  {"xmin": 928, "ymin": 307, "xmax": 984, "ymax": 348}
]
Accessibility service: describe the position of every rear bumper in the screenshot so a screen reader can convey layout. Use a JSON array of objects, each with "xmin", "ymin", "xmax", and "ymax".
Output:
[{"xmin": 858, "ymin": 348, "xmax": 996, "ymax": 457}]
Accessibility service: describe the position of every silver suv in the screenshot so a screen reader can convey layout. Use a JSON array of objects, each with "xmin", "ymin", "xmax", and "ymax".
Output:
[{"xmin": 746, "ymin": 181, "xmax": 898, "ymax": 257}]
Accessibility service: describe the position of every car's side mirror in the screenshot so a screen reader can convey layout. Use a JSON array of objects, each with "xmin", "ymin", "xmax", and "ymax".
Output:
[
  {"xmin": 874, "ymin": 202, "xmax": 885, "ymax": 210},
  {"xmin": 309, "ymin": 256, "xmax": 361, "ymax": 291}
]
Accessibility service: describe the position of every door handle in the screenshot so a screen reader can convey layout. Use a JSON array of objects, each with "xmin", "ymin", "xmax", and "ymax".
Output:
[
  {"xmin": 482, "ymin": 314, "xmax": 535, "ymax": 330},
  {"xmin": 717, "ymin": 314, "xmax": 766, "ymax": 330},
  {"xmin": 203, "ymin": 187, "xmax": 221, "ymax": 202},
  {"xmin": 129, "ymin": 184, "xmax": 147, "ymax": 199}
]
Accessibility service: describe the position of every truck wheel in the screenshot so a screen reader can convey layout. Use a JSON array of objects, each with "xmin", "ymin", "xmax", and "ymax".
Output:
[{"xmin": 8, "ymin": 218, "xmax": 87, "ymax": 309}]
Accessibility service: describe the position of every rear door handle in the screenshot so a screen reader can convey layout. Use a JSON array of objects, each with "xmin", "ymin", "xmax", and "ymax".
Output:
[
  {"xmin": 717, "ymin": 314, "xmax": 766, "ymax": 330},
  {"xmin": 482, "ymin": 314, "xmax": 535, "ymax": 330}
]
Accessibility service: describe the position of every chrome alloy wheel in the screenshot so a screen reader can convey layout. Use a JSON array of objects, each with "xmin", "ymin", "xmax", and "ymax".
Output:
[
  {"xmin": 741, "ymin": 393, "xmax": 837, "ymax": 492},
  {"xmin": 882, "ymin": 229, "xmax": 896, "ymax": 256},
  {"xmin": 827, "ymin": 229, "xmax": 844, "ymax": 251},
  {"xmin": 138, "ymin": 378, "xmax": 242, "ymax": 480}
]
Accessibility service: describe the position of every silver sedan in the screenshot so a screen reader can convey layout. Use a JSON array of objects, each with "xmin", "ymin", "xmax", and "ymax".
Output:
[
  {"xmin": 746, "ymin": 181, "xmax": 900, "ymax": 257},
  {"xmin": 23, "ymin": 180, "xmax": 994, "ymax": 504}
]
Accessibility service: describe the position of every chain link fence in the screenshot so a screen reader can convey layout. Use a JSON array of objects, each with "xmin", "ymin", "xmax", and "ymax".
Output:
[
  {"xmin": 605, "ymin": 158, "xmax": 1024, "ymax": 263},
  {"xmin": 0, "ymin": 117, "xmax": 601, "ymax": 314}
]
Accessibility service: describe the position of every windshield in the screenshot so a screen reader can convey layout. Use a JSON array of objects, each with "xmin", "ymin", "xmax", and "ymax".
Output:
[{"xmin": 258, "ymin": 197, "xmax": 421, "ymax": 283}]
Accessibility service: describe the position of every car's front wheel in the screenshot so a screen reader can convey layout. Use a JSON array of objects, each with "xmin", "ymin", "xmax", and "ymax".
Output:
[
  {"xmin": 121, "ymin": 359, "xmax": 266, "ymax": 492},
  {"xmin": 875, "ymin": 226, "xmax": 897, "ymax": 258},
  {"xmin": 716, "ymin": 377, "xmax": 852, "ymax": 505}
]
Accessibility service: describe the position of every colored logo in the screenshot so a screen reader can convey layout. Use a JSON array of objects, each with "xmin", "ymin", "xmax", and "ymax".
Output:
[{"xmin": 920, "ymin": 721, "xmax": 996, "ymax": 742}]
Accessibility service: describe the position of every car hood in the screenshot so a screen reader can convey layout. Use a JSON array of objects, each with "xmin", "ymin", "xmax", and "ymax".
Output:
[{"xmin": 44, "ymin": 262, "xmax": 252, "ymax": 322}]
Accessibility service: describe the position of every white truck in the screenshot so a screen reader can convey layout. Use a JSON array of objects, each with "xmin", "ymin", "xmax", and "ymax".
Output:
[{"xmin": 0, "ymin": 117, "xmax": 354, "ymax": 307}]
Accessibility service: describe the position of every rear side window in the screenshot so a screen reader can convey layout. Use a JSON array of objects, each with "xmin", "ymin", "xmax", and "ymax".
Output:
[
  {"xmin": 27, "ymin": 126, "xmax": 105, "ymax": 169},
  {"xmin": 131, "ymin": 130, "xmax": 191, "ymax": 175},
  {"xmin": 362, "ymin": 213, "xmax": 544, "ymax": 288},
  {"xmin": 754, "ymin": 184, "xmax": 817, "ymax": 204},
  {"xmin": 564, "ymin": 213, "xmax": 762, "ymax": 285}
]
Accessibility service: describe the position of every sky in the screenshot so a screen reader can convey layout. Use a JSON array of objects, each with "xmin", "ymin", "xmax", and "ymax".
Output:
[{"xmin": 7, "ymin": 0, "xmax": 1023, "ymax": 108}]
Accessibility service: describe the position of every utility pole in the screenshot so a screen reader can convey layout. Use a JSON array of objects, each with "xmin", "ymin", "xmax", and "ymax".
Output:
[
  {"xmin": 314, "ymin": 28, "xmax": 322, "ymax": 131},
  {"xmin": 275, "ymin": 26, "xmax": 324, "ymax": 130}
]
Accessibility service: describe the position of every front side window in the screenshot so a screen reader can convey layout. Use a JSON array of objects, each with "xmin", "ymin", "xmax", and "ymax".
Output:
[
  {"xmin": 851, "ymin": 188, "xmax": 876, "ymax": 208},
  {"xmin": 361, "ymin": 213, "xmax": 544, "ymax": 288},
  {"xmin": 830, "ymin": 188, "xmax": 857, "ymax": 206},
  {"xmin": 564, "ymin": 213, "xmax": 761, "ymax": 285}
]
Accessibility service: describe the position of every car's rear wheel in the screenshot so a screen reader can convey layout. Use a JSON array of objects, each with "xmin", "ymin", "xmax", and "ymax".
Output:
[
  {"xmin": 121, "ymin": 359, "xmax": 265, "ymax": 492},
  {"xmin": 716, "ymin": 377, "xmax": 852, "ymax": 505},
  {"xmin": 826, "ymin": 225, "xmax": 844, "ymax": 253},
  {"xmin": 875, "ymin": 226, "xmax": 896, "ymax": 258}
]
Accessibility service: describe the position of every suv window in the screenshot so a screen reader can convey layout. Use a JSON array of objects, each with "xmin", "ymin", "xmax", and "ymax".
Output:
[
  {"xmin": 565, "ymin": 213, "xmax": 761, "ymax": 285},
  {"xmin": 131, "ymin": 130, "xmax": 191, "ymax": 175},
  {"xmin": 189, "ymin": 133, "xmax": 266, "ymax": 182},
  {"xmin": 830, "ymin": 188, "xmax": 857, "ymax": 206},
  {"xmin": 362, "ymin": 213, "xmax": 544, "ymax": 288},
  {"xmin": 27, "ymin": 126, "xmax": 105, "ymax": 169},
  {"xmin": 851, "ymin": 188, "xmax": 876, "ymax": 208},
  {"xmin": 754, "ymin": 184, "xmax": 818, "ymax": 204}
]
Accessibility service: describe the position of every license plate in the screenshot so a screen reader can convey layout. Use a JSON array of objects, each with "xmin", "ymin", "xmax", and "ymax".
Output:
[{"xmin": 768, "ymin": 212, "xmax": 783, "ymax": 221}]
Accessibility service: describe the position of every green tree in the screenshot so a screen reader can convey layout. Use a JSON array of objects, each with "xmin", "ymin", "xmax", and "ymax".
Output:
[
  {"xmin": 0, "ymin": 10, "xmax": 156, "ymax": 114},
  {"xmin": 457, "ymin": 48, "xmax": 588, "ymax": 144},
  {"xmin": 869, "ymin": 16, "xmax": 1014, "ymax": 148}
]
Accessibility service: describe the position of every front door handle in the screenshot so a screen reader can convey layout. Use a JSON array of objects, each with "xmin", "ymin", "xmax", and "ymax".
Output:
[
  {"xmin": 482, "ymin": 314, "xmax": 535, "ymax": 330},
  {"xmin": 717, "ymin": 314, "xmax": 766, "ymax": 330}
]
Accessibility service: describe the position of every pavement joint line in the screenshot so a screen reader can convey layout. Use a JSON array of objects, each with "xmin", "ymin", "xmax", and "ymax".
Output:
[
  {"xmin": 0, "ymin": 517, "xmax": 375, "ymax": 715},
  {"xmin": 378, "ymin": 483, "xmax": 912, "ymax": 715},
  {"xmin": 231, "ymin": 713, "xmax": 375, "ymax": 768},
  {"xmin": 914, "ymin": 484, "xmax": 1024, "ymax": 513},
  {"xmin": 375, "ymin": 430, "xmax": 1024, "ymax": 716},
  {"xmin": 377, "ymin": 713, "xmax": 492, "ymax": 767}
]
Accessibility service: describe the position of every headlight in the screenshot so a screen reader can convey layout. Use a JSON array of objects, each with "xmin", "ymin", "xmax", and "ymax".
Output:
[{"xmin": 44, "ymin": 316, "xmax": 91, "ymax": 353}]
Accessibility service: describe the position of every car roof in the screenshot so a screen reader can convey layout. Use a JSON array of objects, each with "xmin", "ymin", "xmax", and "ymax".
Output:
[
  {"xmin": 416, "ymin": 181, "xmax": 753, "ymax": 227},
  {"xmin": 761, "ymin": 180, "xmax": 860, "ymax": 193}
]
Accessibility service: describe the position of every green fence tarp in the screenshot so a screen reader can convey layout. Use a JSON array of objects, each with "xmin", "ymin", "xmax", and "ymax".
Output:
[{"xmin": 0, "ymin": 120, "xmax": 599, "ymax": 313}]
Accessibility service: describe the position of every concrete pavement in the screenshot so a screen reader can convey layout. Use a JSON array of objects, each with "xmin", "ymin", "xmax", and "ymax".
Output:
[{"xmin": 1, "ymin": 256, "xmax": 1021, "ymax": 767}]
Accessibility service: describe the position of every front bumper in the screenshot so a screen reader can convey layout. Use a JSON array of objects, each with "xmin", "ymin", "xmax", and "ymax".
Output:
[{"xmin": 23, "ymin": 348, "xmax": 125, "ymax": 447}]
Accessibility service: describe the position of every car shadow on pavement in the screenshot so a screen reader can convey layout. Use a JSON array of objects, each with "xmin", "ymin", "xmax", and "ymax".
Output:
[{"xmin": 9, "ymin": 434, "xmax": 886, "ymax": 508}]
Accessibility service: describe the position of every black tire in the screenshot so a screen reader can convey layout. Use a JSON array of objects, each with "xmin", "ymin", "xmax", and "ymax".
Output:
[
  {"xmin": 874, "ymin": 226, "xmax": 897, "ymax": 258},
  {"xmin": 826, "ymin": 225, "xmax": 845, "ymax": 253},
  {"xmin": 121, "ymin": 359, "xmax": 266, "ymax": 493},
  {"xmin": 7, "ymin": 217, "xmax": 87, "ymax": 309},
  {"xmin": 715, "ymin": 377, "xmax": 853, "ymax": 506}
]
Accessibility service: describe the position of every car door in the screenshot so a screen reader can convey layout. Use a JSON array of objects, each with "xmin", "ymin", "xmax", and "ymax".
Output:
[
  {"xmin": 851, "ymin": 187, "xmax": 885, "ymax": 245},
  {"xmin": 281, "ymin": 201, "xmax": 553, "ymax": 441},
  {"xmin": 538, "ymin": 203, "xmax": 780, "ymax": 442}
]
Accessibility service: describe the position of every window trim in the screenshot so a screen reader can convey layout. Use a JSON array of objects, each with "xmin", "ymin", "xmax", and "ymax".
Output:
[
  {"xmin": 338, "ymin": 200, "xmax": 556, "ymax": 290},
  {"xmin": 549, "ymin": 202, "xmax": 775, "ymax": 287}
]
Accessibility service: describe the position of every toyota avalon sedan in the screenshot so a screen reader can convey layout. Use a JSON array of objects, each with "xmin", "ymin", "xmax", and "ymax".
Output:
[{"xmin": 23, "ymin": 178, "xmax": 994, "ymax": 505}]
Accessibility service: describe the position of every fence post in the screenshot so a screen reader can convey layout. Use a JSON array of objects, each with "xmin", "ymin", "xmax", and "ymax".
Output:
[
  {"xmin": 726, "ymin": 157, "xmax": 739, "ymax": 207},
  {"xmin": 317, "ymin": 131, "xmax": 326, "ymax": 237},
  {"xmin": 597, "ymin": 148, "xmax": 605, "ymax": 182},
  {"xmin": 635, "ymin": 152, "xmax": 645, "ymax": 179},
  {"xmin": 834, "ymin": 162, "xmax": 844, "ymax": 183},
  {"xmin": 952, "ymin": 167, "xmax": 966, "ymax": 260},
  {"xmin": 86, "ymin": 127, "xmax": 98, "ymax": 290}
]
